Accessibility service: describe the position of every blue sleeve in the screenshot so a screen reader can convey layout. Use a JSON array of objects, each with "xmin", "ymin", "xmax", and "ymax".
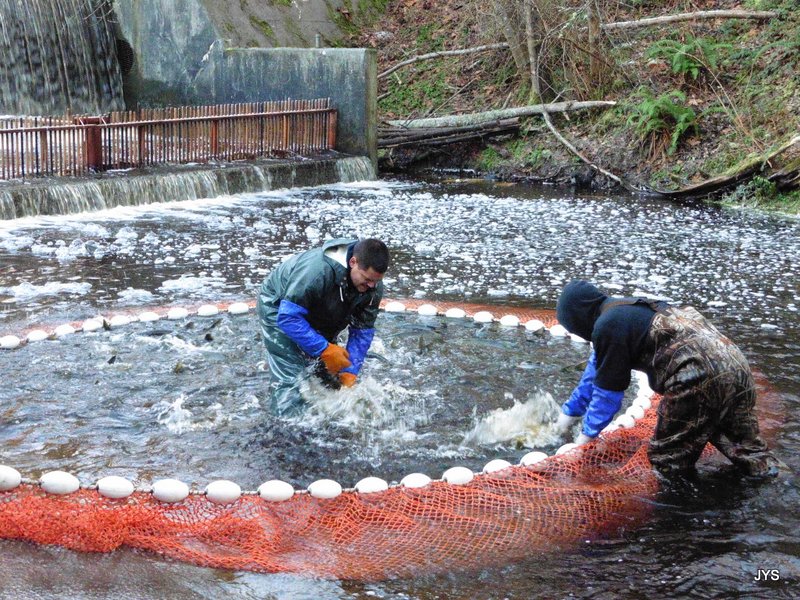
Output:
[
  {"xmin": 276, "ymin": 299, "xmax": 328, "ymax": 357},
  {"xmin": 340, "ymin": 327, "xmax": 375, "ymax": 375},
  {"xmin": 582, "ymin": 386, "xmax": 625, "ymax": 438},
  {"xmin": 563, "ymin": 352, "xmax": 597, "ymax": 417}
]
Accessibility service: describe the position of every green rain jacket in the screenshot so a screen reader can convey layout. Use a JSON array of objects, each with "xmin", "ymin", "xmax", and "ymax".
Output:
[{"xmin": 258, "ymin": 238, "xmax": 383, "ymax": 345}]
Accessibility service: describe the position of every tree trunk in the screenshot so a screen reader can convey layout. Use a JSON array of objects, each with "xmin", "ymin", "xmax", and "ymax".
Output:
[
  {"xmin": 587, "ymin": 1, "xmax": 601, "ymax": 83},
  {"xmin": 491, "ymin": 0, "xmax": 529, "ymax": 77},
  {"xmin": 524, "ymin": 0, "xmax": 541, "ymax": 103}
]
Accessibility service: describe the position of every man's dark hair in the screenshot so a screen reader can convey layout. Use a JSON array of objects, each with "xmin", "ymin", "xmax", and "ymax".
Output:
[{"xmin": 353, "ymin": 238, "xmax": 390, "ymax": 273}]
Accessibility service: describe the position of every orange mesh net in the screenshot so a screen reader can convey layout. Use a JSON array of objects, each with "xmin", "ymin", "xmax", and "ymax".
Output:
[
  {"xmin": 0, "ymin": 403, "xmax": 660, "ymax": 580},
  {"xmin": 0, "ymin": 300, "xmax": 666, "ymax": 579}
]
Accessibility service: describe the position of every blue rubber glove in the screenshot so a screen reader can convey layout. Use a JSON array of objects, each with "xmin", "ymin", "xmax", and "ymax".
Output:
[
  {"xmin": 562, "ymin": 352, "xmax": 598, "ymax": 417},
  {"xmin": 340, "ymin": 327, "xmax": 375, "ymax": 376},
  {"xmin": 582, "ymin": 386, "xmax": 625, "ymax": 438},
  {"xmin": 276, "ymin": 299, "xmax": 328, "ymax": 357}
]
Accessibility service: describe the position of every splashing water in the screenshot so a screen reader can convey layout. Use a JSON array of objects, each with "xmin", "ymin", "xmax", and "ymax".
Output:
[{"xmin": 462, "ymin": 391, "xmax": 564, "ymax": 449}]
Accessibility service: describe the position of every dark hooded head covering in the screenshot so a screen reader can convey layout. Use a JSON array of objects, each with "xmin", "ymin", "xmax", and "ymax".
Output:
[{"xmin": 556, "ymin": 280, "xmax": 608, "ymax": 341}]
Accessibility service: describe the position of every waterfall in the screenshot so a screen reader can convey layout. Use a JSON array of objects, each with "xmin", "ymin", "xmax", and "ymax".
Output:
[
  {"xmin": 0, "ymin": 0, "xmax": 123, "ymax": 116},
  {"xmin": 0, "ymin": 156, "xmax": 377, "ymax": 219},
  {"xmin": 336, "ymin": 156, "xmax": 376, "ymax": 182}
]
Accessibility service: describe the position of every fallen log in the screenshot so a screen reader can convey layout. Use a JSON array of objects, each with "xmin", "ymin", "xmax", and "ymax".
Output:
[
  {"xmin": 386, "ymin": 100, "xmax": 616, "ymax": 129},
  {"xmin": 378, "ymin": 119, "xmax": 520, "ymax": 148},
  {"xmin": 650, "ymin": 135, "xmax": 800, "ymax": 199},
  {"xmin": 601, "ymin": 10, "xmax": 778, "ymax": 31}
]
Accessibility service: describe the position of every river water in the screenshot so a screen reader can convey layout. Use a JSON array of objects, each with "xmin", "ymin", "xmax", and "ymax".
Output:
[{"xmin": 0, "ymin": 177, "xmax": 798, "ymax": 598}]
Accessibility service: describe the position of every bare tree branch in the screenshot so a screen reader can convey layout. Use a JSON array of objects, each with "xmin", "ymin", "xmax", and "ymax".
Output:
[
  {"xmin": 539, "ymin": 112, "xmax": 641, "ymax": 192},
  {"xmin": 602, "ymin": 10, "xmax": 778, "ymax": 32},
  {"xmin": 378, "ymin": 43, "xmax": 510, "ymax": 80}
]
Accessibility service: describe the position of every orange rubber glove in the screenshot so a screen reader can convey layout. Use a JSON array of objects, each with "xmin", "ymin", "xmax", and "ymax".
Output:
[
  {"xmin": 319, "ymin": 343, "xmax": 351, "ymax": 375},
  {"xmin": 338, "ymin": 372, "xmax": 357, "ymax": 388}
]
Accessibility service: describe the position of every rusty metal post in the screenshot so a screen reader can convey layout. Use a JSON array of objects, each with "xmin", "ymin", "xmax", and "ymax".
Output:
[
  {"xmin": 327, "ymin": 110, "xmax": 337, "ymax": 150},
  {"xmin": 138, "ymin": 124, "xmax": 146, "ymax": 166},
  {"xmin": 78, "ymin": 116, "xmax": 105, "ymax": 172},
  {"xmin": 211, "ymin": 119, "xmax": 219, "ymax": 157},
  {"xmin": 39, "ymin": 129, "xmax": 49, "ymax": 175}
]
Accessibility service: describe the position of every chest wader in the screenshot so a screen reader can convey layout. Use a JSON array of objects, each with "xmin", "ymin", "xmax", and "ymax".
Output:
[
  {"xmin": 257, "ymin": 295, "xmax": 347, "ymax": 417},
  {"xmin": 604, "ymin": 300, "xmax": 777, "ymax": 476}
]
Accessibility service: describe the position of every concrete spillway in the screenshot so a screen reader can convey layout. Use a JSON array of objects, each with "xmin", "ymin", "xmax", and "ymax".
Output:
[{"xmin": 0, "ymin": 154, "xmax": 375, "ymax": 219}]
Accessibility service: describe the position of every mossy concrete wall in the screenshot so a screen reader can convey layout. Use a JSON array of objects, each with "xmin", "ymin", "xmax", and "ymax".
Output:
[
  {"xmin": 114, "ymin": 0, "xmax": 376, "ymax": 168},
  {"xmin": 192, "ymin": 43, "xmax": 377, "ymax": 167}
]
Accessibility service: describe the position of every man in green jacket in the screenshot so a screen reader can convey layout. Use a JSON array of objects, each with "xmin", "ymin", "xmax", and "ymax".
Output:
[{"xmin": 257, "ymin": 238, "xmax": 389, "ymax": 415}]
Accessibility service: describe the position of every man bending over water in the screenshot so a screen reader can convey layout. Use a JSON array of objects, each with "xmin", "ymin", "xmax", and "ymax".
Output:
[
  {"xmin": 257, "ymin": 238, "xmax": 389, "ymax": 415},
  {"xmin": 554, "ymin": 279, "xmax": 782, "ymax": 477}
]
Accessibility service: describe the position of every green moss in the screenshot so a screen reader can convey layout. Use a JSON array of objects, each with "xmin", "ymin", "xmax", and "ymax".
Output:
[
  {"xmin": 283, "ymin": 15, "xmax": 309, "ymax": 46},
  {"xmin": 719, "ymin": 178, "xmax": 800, "ymax": 215},
  {"xmin": 379, "ymin": 59, "xmax": 452, "ymax": 115},
  {"xmin": 476, "ymin": 147, "xmax": 502, "ymax": 172},
  {"xmin": 249, "ymin": 16, "xmax": 278, "ymax": 46}
]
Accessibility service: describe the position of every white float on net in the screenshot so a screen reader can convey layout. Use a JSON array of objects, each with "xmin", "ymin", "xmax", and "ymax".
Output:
[
  {"xmin": 400, "ymin": 473, "xmax": 431, "ymax": 488},
  {"xmin": 96, "ymin": 475, "xmax": 135, "ymax": 499},
  {"xmin": 228, "ymin": 302, "xmax": 250, "ymax": 315},
  {"xmin": 167, "ymin": 307, "xmax": 189, "ymax": 320},
  {"xmin": 0, "ymin": 465, "xmax": 22, "ymax": 491},
  {"xmin": 499, "ymin": 315, "xmax": 520, "ymax": 327},
  {"xmin": 0, "ymin": 335, "xmax": 21, "ymax": 349},
  {"xmin": 444, "ymin": 307, "xmax": 466, "ymax": 319},
  {"xmin": 556, "ymin": 443, "xmax": 578, "ymax": 455},
  {"xmin": 482, "ymin": 459, "xmax": 512, "ymax": 474},
  {"xmin": 196, "ymin": 305, "xmax": 219, "ymax": 317},
  {"xmin": 548, "ymin": 324, "xmax": 568, "ymax": 337},
  {"xmin": 138, "ymin": 311, "xmax": 161, "ymax": 322},
  {"xmin": 205, "ymin": 480, "xmax": 242, "ymax": 504},
  {"xmin": 384, "ymin": 301, "xmax": 406, "ymax": 313},
  {"xmin": 54, "ymin": 324, "xmax": 76, "ymax": 337},
  {"xmin": 152, "ymin": 478, "xmax": 190, "ymax": 503},
  {"xmin": 520, "ymin": 451, "xmax": 549, "ymax": 466},
  {"xmin": 26, "ymin": 330, "xmax": 48, "ymax": 343},
  {"xmin": 40, "ymin": 470, "xmax": 80, "ymax": 495},
  {"xmin": 625, "ymin": 405, "xmax": 646, "ymax": 420},
  {"xmin": 615, "ymin": 414, "xmax": 637, "ymax": 429},
  {"xmin": 442, "ymin": 466, "xmax": 474, "ymax": 485},
  {"xmin": 258, "ymin": 480, "xmax": 294, "ymax": 502},
  {"xmin": 416, "ymin": 303, "xmax": 438, "ymax": 316},
  {"xmin": 473, "ymin": 311, "xmax": 494, "ymax": 323},
  {"xmin": 525, "ymin": 319, "xmax": 545, "ymax": 332},
  {"xmin": 308, "ymin": 478, "xmax": 342, "ymax": 499},
  {"xmin": 81, "ymin": 318, "xmax": 104, "ymax": 332},
  {"xmin": 109, "ymin": 315, "xmax": 132, "ymax": 327},
  {"xmin": 355, "ymin": 476, "xmax": 389, "ymax": 494}
]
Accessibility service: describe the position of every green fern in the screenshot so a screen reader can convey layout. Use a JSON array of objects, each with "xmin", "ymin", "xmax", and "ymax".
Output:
[
  {"xmin": 626, "ymin": 89, "xmax": 698, "ymax": 156},
  {"xmin": 647, "ymin": 35, "xmax": 731, "ymax": 81}
]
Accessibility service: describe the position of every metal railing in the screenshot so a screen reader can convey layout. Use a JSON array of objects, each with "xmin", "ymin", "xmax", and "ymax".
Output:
[{"xmin": 0, "ymin": 99, "xmax": 337, "ymax": 180}]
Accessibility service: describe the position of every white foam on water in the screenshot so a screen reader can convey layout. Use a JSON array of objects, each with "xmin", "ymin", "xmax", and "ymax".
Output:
[
  {"xmin": 154, "ymin": 395, "xmax": 229, "ymax": 434},
  {"xmin": 0, "ymin": 280, "xmax": 92, "ymax": 301},
  {"xmin": 154, "ymin": 395, "xmax": 195, "ymax": 434},
  {"xmin": 117, "ymin": 287, "xmax": 155, "ymax": 304},
  {"xmin": 299, "ymin": 374, "xmax": 428, "ymax": 433},
  {"xmin": 462, "ymin": 392, "xmax": 562, "ymax": 448},
  {"xmin": 158, "ymin": 275, "xmax": 227, "ymax": 294}
]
